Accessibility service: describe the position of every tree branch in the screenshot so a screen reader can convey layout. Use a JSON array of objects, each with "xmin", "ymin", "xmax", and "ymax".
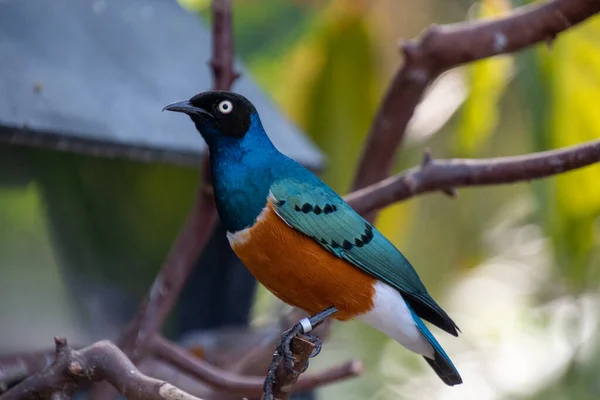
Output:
[
  {"xmin": 119, "ymin": 173, "xmax": 218, "ymax": 361},
  {"xmin": 211, "ymin": 0, "xmax": 240, "ymax": 90},
  {"xmin": 0, "ymin": 338, "xmax": 203, "ymax": 400},
  {"xmin": 352, "ymin": 0, "xmax": 600, "ymax": 196},
  {"xmin": 150, "ymin": 335, "xmax": 362, "ymax": 398},
  {"xmin": 114, "ymin": 0, "xmax": 240, "ymax": 364},
  {"xmin": 346, "ymin": 140, "xmax": 600, "ymax": 215},
  {"xmin": 0, "ymin": 349, "xmax": 56, "ymax": 392},
  {"xmin": 87, "ymin": 2, "xmax": 239, "ymax": 399}
]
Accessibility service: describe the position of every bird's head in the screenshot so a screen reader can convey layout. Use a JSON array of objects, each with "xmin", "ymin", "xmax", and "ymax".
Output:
[{"xmin": 163, "ymin": 90, "xmax": 258, "ymax": 145}]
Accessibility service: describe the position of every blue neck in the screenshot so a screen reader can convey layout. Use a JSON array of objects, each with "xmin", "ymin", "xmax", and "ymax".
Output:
[{"xmin": 205, "ymin": 113, "xmax": 284, "ymax": 232}]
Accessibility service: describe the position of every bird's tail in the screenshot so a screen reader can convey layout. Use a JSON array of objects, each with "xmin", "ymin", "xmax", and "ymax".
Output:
[{"xmin": 408, "ymin": 304, "xmax": 462, "ymax": 386}]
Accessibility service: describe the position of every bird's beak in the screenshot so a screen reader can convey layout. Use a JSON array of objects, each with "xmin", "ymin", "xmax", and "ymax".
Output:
[{"xmin": 162, "ymin": 100, "xmax": 214, "ymax": 118}]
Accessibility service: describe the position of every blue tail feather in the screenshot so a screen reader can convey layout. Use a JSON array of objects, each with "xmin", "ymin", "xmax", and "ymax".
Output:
[{"xmin": 407, "ymin": 304, "xmax": 462, "ymax": 386}]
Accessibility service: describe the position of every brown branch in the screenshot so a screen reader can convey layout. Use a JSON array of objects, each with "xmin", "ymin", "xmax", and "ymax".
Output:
[
  {"xmin": 87, "ymin": 2, "xmax": 239, "ymax": 399},
  {"xmin": 0, "ymin": 349, "xmax": 57, "ymax": 392},
  {"xmin": 229, "ymin": 308, "xmax": 334, "ymax": 376},
  {"xmin": 351, "ymin": 0, "xmax": 600, "ymax": 200},
  {"xmin": 0, "ymin": 338, "xmax": 203, "ymax": 400},
  {"xmin": 149, "ymin": 335, "xmax": 362, "ymax": 398},
  {"xmin": 211, "ymin": 0, "xmax": 240, "ymax": 90},
  {"xmin": 119, "ymin": 173, "xmax": 218, "ymax": 362},
  {"xmin": 151, "ymin": 335, "xmax": 266, "ymax": 393},
  {"xmin": 115, "ymin": 0, "xmax": 240, "ymax": 363},
  {"xmin": 346, "ymin": 140, "xmax": 600, "ymax": 215}
]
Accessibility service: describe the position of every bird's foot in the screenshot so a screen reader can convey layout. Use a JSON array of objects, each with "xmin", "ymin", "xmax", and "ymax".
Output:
[
  {"xmin": 263, "ymin": 323, "xmax": 302, "ymax": 400},
  {"xmin": 263, "ymin": 325, "xmax": 324, "ymax": 398},
  {"xmin": 263, "ymin": 306, "xmax": 338, "ymax": 399},
  {"xmin": 263, "ymin": 360, "xmax": 278, "ymax": 400}
]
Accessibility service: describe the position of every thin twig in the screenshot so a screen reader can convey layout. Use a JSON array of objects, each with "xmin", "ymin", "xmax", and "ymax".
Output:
[
  {"xmin": 120, "ymin": 172, "xmax": 218, "ymax": 361},
  {"xmin": 352, "ymin": 0, "xmax": 600, "ymax": 199},
  {"xmin": 211, "ymin": 0, "xmax": 240, "ymax": 90},
  {"xmin": 346, "ymin": 140, "xmax": 600, "ymax": 215},
  {"xmin": 230, "ymin": 308, "xmax": 333, "ymax": 376},
  {"xmin": 87, "ymin": 2, "xmax": 239, "ymax": 398},
  {"xmin": 150, "ymin": 335, "xmax": 362, "ymax": 398},
  {"xmin": 0, "ymin": 338, "xmax": 203, "ymax": 400},
  {"xmin": 117, "ymin": 0, "xmax": 240, "ymax": 363},
  {"xmin": 151, "ymin": 335, "xmax": 266, "ymax": 393},
  {"xmin": 0, "ymin": 349, "xmax": 57, "ymax": 392}
]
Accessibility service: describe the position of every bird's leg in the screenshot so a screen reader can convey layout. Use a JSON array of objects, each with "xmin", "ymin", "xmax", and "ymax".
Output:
[
  {"xmin": 285, "ymin": 306, "xmax": 337, "ymax": 367},
  {"xmin": 263, "ymin": 306, "xmax": 338, "ymax": 398}
]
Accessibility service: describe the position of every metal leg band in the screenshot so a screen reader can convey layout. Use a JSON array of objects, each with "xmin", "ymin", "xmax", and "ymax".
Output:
[{"xmin": 299, "ymin": 317, "xmax": 313, "ymax": 333}]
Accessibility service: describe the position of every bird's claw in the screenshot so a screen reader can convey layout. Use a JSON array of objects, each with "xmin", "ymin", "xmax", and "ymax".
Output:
[
  {"xmin": 263, "ymin": 323, "xmax": 302, "ymax": 398},
  {"xmin": 303, "ymin": 333, "xmax": 323, "ymax": 358},
  {"xmin": 263, "ymin": 364, "xmax": 276, "ymax": 400},
  {"xmin": 278, "ymin": 323, "xmax": 302, "ymax": 372},
  {"xmin": 263, "ymin": 323, "xmax": 326, "ymax": 397},
  {"xmin": 263, "ymin": 307, "xmax": 338, "ymax": 399}
]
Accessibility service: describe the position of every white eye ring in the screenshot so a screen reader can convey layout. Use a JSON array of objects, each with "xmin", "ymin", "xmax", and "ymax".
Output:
[{"xmin": 218, "ymin": 100, "xmax": 233, "ymax": 114}]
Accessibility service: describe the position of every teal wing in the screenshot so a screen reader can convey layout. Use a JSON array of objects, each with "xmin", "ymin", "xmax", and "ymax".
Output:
[{"xmin": 270, "ymin": 178, "xmax": 459, "ymax": 336}]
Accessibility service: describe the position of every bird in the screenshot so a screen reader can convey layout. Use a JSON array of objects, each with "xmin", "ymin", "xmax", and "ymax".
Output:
[{"xmin": 164, "ymin": 90, "xmax": 462, "ymax": 388}]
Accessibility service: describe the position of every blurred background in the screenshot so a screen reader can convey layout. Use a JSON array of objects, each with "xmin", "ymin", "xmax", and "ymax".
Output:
[{"xmin": 1, "ymin": 0, "xmax": 600, "ymax": 399}]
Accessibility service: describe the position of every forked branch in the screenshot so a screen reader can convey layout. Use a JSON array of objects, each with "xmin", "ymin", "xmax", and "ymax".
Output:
[
  {"xmin": 352, "ymin": 0, "xmax": 600, "ymax": 194},
  {"xmin": 0, "ymin": 338, "xmax": 203, "ymax": 400},
  {"xmin": 346, "ymin": 140, "xmax": 600, "ymax": 215}
]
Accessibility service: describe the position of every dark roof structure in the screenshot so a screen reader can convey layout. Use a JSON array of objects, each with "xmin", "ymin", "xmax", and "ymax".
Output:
[{"xmin": 0, "ymin": 0, "xmax": 324, "ymax": 169}]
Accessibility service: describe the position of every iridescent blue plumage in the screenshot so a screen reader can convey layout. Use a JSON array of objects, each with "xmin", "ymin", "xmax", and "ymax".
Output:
[
  {"xmin": 164, "ymin": 90, "xmax": 462, "ymax": 386},
  {"xmin": 205, "ymin": 111, "xmax": 459, "ymax": 337},
  {"xmin": 206, "ymin": 113, "xmax": 284, "ymax": 232}
]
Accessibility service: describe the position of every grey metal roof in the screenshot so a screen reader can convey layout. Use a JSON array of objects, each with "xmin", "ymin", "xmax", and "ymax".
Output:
[{"xmin": 0, "ymin": 0, "xmax": 324, "ymax": 169}]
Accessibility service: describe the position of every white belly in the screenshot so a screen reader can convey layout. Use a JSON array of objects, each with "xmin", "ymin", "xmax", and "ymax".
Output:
[{"xmin": 357, "ymin": 281, "xmax": 434, "ymax": 358}]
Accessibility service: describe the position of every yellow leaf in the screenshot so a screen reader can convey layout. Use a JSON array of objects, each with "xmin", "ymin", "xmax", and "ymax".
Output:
[
  {"xmin": 544, "ymin": 15, "xmax": 600, "ymax": 282},
  {"xmin": 456, "ymin": 0, "xmax": 513, "ymax": 156},
  {"xmin": 176, "ymin": 0, "xmax": 210, "ymax": 12}
]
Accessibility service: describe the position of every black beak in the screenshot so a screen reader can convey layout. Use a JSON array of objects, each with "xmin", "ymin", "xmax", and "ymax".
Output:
[{"xmin": 162, "ymin": 100, "xmax": 214, "ymax": 118}]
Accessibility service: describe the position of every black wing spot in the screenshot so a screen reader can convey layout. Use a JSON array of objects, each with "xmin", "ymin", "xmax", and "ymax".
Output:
[
  {"xmin": 320, "ymin": 237, "xmax": 328, "ymax": 244},
  {"xmin": 354, "ymin": 238, "xmax": 364, "ymax": 247},
  {"xmin": 332, "ymin": 205, "xmax": 338, "ymax": 211},
  {"xmin": 301, "ymin": 203, "xmax": 313, "ymax": 213},
  {"xmin": 361, "ymin": 223, "xmax": 374, "ymax": 244},
  {"xmin": 313, "ymin": 205, "xmax": 322, "ymax": 215},
  {"xmin": 294, "ymin": 205, "xmax": 301, "ymax": 211},
  {"xmin": 323, "ymin": 204, "xmax": 333, "ymax": 214},
  {"xmin": 275, "ymin": 199, "xmax": 286, "ymax": 207},
  {"xmin": 342, "ymin": 240, "xmax": 353, "ymax": 250},
  {"xmin": 330, "ymin": 240, "xmax": 340, "ymax": 249}
]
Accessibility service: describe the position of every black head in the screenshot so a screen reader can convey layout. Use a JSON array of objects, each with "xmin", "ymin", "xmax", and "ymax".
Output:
[{"xmin": 163, "ymin": 90, "xmax": 257, "ymax": 139}]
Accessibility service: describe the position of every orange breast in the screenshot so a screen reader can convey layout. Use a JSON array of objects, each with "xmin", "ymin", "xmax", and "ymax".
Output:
[{"xmin": 228, "ymin": 200, "xmax": 376, "ymax": 320}]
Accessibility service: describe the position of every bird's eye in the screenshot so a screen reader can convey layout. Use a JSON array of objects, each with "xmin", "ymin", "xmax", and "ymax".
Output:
[{"xmin": 217, "ymin": 100, "xmax": 233, "ymax": 114}]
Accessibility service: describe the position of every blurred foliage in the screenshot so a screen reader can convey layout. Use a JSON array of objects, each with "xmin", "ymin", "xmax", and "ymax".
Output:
[
  {"xmin": 514, "ymin": 1, "xmax": 600, "ymax": 290},
  {"xmin": 544, "ymin": 18, "xmax": 600, "ymax": 288},
  {"xmin": 0, "ymin": 145, "xmax": 199, "ymax": 346},
  {"xmin": 456, "ymin": 0, "xmax": 513, "ymax": 156}
]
